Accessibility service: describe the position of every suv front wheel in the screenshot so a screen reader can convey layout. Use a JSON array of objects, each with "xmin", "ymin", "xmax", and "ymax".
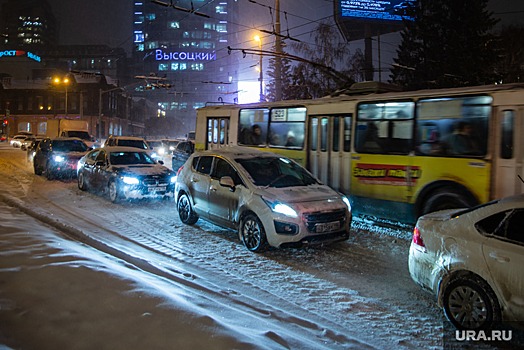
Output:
[{"xmin": 240, "ymin": 213, "xmax": 268, "ymax": 252}]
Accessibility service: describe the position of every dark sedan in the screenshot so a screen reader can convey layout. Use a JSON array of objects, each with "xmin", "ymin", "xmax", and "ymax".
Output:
[
  {"xmin": 171, "ymin": 140, "xmax": 194, "ymax": 171},
  {"xmin": 33, "ymin": 137, "xmax": 91, "ymax": 180},
  {"xmin": 77, "ymin": 146, "xmax": 176, "ymax": 202}
]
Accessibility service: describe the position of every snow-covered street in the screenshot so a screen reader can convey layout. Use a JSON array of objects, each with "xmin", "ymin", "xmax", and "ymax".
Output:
[{"xmin": 0, "ymin": 143, "xmax": 443, "ymax": 349}]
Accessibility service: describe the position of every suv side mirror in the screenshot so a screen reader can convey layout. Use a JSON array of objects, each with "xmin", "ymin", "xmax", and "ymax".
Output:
[{"xmin": 219, "ymin": 176, "xmax": 235, "ymax": 191}]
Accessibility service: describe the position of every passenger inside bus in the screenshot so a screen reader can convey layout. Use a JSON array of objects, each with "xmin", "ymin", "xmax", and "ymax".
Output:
[
  {"xmin": 240, "ymin": 124, "xmax": 264, "ymax": 145},
  {"xmin": 445, "ymin": 121, "xmax": 481, "ymax": 156}
]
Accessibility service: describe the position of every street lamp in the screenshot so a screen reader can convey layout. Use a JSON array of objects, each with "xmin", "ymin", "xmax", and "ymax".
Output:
[
  {"xmin": 254, "ymin": 35, "xmax": 263, "ymax": 102},
  {"xmin": 53, "ymin": 76, "xmax": 70, "ymax": 116}
]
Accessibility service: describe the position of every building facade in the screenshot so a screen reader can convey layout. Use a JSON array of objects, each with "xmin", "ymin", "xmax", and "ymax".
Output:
[
  {"xmin": 0, "ymin": 0, "xmax": 148, "ymax": 141},
  {"xmin": 131, "ymin": 0, "xmax": 240, "ymax": 137},
  {"xmin": 0, "ymin": 0, "xmax": 58, "ymax": 48}
]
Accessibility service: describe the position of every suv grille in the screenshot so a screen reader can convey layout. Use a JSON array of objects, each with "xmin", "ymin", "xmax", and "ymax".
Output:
[
  {"xmin": 142, "ymin": 176, "xmax": 169, "ymax": 187},
  {"xmin": 303, "ymin": 209, "xmax": 347, "ymax": 233}
]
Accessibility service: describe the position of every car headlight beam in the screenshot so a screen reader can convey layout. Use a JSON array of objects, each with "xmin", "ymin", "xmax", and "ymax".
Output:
[
  {"xmin": 53, "ymin": 155, "xmax": 65, "ymax": 163},
  {"xmin": 263, "ymin": 198, "xmax": 298, "ymax": 218},
  {"xmin": 341, "ymin": 195, "xmax": 351, "ymax": 211},
  {"xmin": 122, "ymin": 176, "xmax": 139, "ymax": 185}
]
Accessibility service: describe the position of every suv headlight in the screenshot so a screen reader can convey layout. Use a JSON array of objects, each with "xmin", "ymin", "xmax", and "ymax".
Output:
[
  {"xmin": 262, "ymin": 198, "xmax": 298, "ymax": 218},
  {"xmin": 341, "ymin": 195, "xmax": 351, "ymax": 211}
]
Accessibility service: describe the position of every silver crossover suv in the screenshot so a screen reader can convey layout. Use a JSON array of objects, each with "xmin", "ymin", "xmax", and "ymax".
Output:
[{"xmin": 175, "ymin": 147, "xmax": 352, "ymax": 252}]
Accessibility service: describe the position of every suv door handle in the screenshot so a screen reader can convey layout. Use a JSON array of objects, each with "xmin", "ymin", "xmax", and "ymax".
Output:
[{"xmin": 489, "ymin": 252, "xmax": 510, "ymax": 263}]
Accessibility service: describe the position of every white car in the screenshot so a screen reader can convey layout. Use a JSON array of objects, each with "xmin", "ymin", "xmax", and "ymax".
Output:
[
  {"xmin": 10, "ymin": 134, "xmax": 30, "ymax": 148},
  {"xmin": 408, "ymin": 194, "xmax": 524, "ymax": 330},
  {"xmin": 175, "ymin": 147, "xmax": 352, "ymax": 252}
]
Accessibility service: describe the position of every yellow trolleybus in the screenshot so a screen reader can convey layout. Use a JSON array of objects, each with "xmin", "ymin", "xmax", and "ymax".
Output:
[{"xmin": 194, "ymin": 83, "xmax": 524, "ymax": 223}]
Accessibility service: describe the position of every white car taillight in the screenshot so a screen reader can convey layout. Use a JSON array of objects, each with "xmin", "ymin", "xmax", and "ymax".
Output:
[{"xmin": 412, "ymin": 226, "xmax": 425, "ymax": 248}]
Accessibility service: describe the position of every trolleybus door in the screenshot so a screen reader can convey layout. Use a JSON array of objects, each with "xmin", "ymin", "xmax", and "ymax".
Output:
[
  {"xmin": 308, "ymin": 115, "xmax": 351, "ymax": 194},
  {"xmin": 206, "ymin": 117, "xmax": 229, "ymax": 150},
  {"xmin": 492, "ymin": 107, "xmax": 524, "ymax": 198}
]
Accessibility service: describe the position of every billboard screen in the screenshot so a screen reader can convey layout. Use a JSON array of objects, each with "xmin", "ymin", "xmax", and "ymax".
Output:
[{"xmin": 339, "ymin": 0, "xmax": 414, "ymax": 22}]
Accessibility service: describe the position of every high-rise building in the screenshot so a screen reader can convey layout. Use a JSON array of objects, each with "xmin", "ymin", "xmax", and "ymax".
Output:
[
  {"xmin": 132, "ymin": 0, "xmax": 240, "ymax": 135},
  {"xmin": 0, "ymin": 0, "xmax": 57, "ymax": 47}
]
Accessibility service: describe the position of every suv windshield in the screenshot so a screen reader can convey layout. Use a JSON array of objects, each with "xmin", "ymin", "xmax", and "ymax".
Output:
[
  {"xmin": 236, "ymin": 157, "xmax": 318, "ymax": 188},
  {"xmin": 118, "ymin": 139, "xmax": 148, "ymax": 149},
  {"xmin": 52, "ymin": 140, "xmax": 89, "ymax": 152},
  {"xmin": 110, "ymin": 151, "xmax": 156, "ymax": 165}
]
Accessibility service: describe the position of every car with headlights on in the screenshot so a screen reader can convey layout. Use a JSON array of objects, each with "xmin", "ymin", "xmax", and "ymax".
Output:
[
  {"xmin": 10, "ymin": 134, "xmax": 31, "ymax": 148},
  {"xmin": 77, "ymin": 146, "xmax": 176, "ymax": 203},
  {"xmin": 175, "ymin": 147, "xmax": 352, "ymax": 252},
  {"xmin": 408, "ymin": 194, "xmax": 524, "ymax": 330},
  {"xmin": 26, "ymin": 138, "xmax": 43, "ymax": 162},
  {"xmin": 33, "ymin": 137, "xmax": 91, "ymax": 180}
]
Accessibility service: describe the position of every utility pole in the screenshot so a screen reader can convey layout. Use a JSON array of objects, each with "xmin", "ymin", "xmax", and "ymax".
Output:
[{"xmin": 274, "ymin": 0, "xmax": 282, "ymax": 101}]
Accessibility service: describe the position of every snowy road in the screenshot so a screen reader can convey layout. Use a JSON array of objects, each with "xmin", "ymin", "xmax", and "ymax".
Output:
[{"xmin": 0, "ymin": 143, "xmax": 443, "ymax": 349}]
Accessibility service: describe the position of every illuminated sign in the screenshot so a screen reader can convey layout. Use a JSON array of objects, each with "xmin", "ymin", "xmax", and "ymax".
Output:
[
  {"xmin": 27, "ymin": 52, "xmax": 41, "ymax": 62},
  {"xmin": 154, "ymin": 49, "xmax": 216, "ymax": 61},
  {"xmin": 339, "ymin": 0, "xmax": 414, "ymax": 22},
  {"xmin": 0, "ymin": 49, "xmax": 41, "ymax": 62}
]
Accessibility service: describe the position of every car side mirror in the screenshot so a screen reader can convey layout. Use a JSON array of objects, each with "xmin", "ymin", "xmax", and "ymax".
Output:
[
  {"xmin": 95, "ymin": 160, "xmax": 105, "ymax": 167},
  {"xmin": 158, "ymin": 160, "xmax": 164, "ymax": 165},
  {"xmin": 219, "ymin": 176, "xmax": 235, "ymax": 191}
]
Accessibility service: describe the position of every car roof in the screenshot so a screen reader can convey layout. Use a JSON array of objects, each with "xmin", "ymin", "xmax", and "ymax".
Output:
[
  {"xmin": 110, "ymin": 135, "xmax": 147, "ymax": 140},
  {"xmin": 193, "ymin": 146, "xmax": 283, "ymax": 160},
  {"xmin": 50, "ymin": 137, "xmax": 85, "ymax": 141},
  {"xmin": 497, "ymin": 193, "xmax": 524, "ymax": 206},
  {"xmin": 101, "ymin": 146, "xmax": 149, "ymax": 153}
]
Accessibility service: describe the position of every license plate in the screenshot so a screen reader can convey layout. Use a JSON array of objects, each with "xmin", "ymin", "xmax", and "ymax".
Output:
[
  {"xmin": 315, "ymin": 221, "xmax": 340, "ymax": 233},
  {"xmin": 148, "ymin": 186, "xmax": 166, "ymax": 192}
]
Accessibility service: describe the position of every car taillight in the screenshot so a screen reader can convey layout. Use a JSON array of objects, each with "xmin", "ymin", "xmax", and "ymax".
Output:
[
  {"xmin": 412, "ymin": 226, "xmax": 425, "ymax": 247},
  {"xmin": 176, "ymin": 165, "xmax": 184, "ymax": 176}
]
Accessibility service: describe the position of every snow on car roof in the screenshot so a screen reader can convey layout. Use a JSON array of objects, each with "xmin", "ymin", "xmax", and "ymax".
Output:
[
  {"xmin": 110, "ymin": 136, "xmax": 147, "ymax": 140},
  {"xmin": 102, "ymin": 146, "xmax": 150, "ymax": 153},
  {"xmin": 194, "ymin": 146, "xmax": 279, "ymax": 159}
]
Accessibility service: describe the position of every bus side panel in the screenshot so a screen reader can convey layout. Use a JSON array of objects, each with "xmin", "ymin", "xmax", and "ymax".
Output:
[
  {"xmin": 410, "ymin": 157, "xmax": 491, "ymax": 205},
  {"xmin": 350, "ymin": 154, "xmax": 490, "ymax": 220}
]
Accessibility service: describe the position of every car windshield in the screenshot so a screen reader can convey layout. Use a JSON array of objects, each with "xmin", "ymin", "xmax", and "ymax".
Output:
[
  {"xmin": 52, "ymin": 140, "xmax": 89, "ymax": 152},
  {"xmin": 236, "ymin": 156, "xmax": 318, "ymax": 188},
  {"xmin": 117, "ymin": 139, "xmax": 148, "ymax": 149},
  {"xmin": 148, "ymin": 141, "xmax": 162, "ymax": 148},
  {"xmin": 109, "ymin": 151, "xmax": 156, "ymax": 165},
  {"xmin": 67, "ymin": 131, "xmax": 91, "ymax": 140}
]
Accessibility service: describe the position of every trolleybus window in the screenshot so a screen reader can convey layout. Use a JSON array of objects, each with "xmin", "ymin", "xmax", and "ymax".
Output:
[
  {"xmin": 268, "ymin": 107, "xmax": 306, "ymax": 148},
  {"xmin": 501, "ymin": 110, "xmax": 514, "ymax": 159},
  {"xmin": 355, "ymin": 101, "xmax": 415, "ymax": 154},
  {"xmin": 415, "ymin": 96, "xmax": 490, "ymax": 157},
  {"xmin": 238, "ymin": 108, "xmax": 269, "ymax": 146}
]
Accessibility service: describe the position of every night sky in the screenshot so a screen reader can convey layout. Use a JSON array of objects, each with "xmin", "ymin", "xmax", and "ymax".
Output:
[{"xmin": 1, "ymin": 0, "xmax": 523, "ymax": 56}]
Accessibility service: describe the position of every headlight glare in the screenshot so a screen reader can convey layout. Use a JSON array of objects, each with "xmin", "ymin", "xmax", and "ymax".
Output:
[
  {"xmin": 263, "ymin": 198, "xmax": 298, "ymax": 218},
  {"xmin": 53, "ymin": 155, "xmax": 65, "ymax": 163},
  {"xmin": 342, "ymin": 195, "xmax": 351, "ymax": 210},
  {"xmin": 122, "ymin": 176, "xmax": 139, "ymax": 185}
]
